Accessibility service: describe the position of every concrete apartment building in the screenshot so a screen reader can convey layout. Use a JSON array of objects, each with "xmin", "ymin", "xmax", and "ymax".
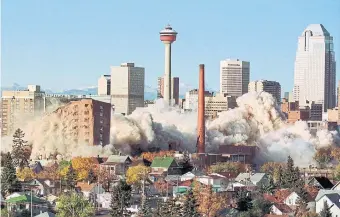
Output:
[
  {"xmin": 184, "ymin": 89, "xmax": 213, "ymax": 111},
  {"xmin": 205, "ymin": 93, "xmax": 237, "ymax": 119},
  {"xmin": 293, "ymin": 24, "xmax": 336, "ymax": 112},
  {"xmin": 1, "ymin": 85, "xmax": 45, "ymax": 136},
  {"xmin": 98, "ymin": 75, "xmax": 111, "ymax": 96},
  {"xmin": 157, "ymin": 76, "xmax": 180, "ymax": 105},
  {"xmin": 220, "ymin": 59, "xmax": 250, "ymax": 98},
  {"xmin": 110, "ymin": 63, "xmax": 145, "ymax": 115},
  {"xmin": 51, "ymin": 99, "xmax": 111, "ymax": 146},
  {"xmin": 248, "ymin": 80, "xmax": 281, "ymax": 103}
]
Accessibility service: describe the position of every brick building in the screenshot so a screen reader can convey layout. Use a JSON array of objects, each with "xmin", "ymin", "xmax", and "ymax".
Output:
[{"xmin": 51, "ymin": 98, "xmax": 111, "ymax": 146}]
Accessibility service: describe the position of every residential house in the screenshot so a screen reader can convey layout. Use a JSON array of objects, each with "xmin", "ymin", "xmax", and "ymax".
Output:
[
  {"xmin": 5, "ymin": 193, "xmax": 48, "ymax": 217},
  {"xmin": 283, "ymin": 189, "xmax": 317, "ymax": 211},
  {"xmin": 235, "ymin": 173, "xmax": 268, "ymax": 187},
  {"xmin": 270, "ymin": 203, "xmax": 294, "ymax": 216},
  {"xmin": 76, "ymin": 182, "xmax": 105, "ymax": 198},
  {"xmin": 315, "ymin": 193, "xmax": 340, "ymax": 216},
  {"xmin": 29, "ymin": 161, "xmax": 44, "ymax": 174},
  {"xmin": 150, "ymin": 157, "xmax": 182, "ymax": 176},
  {"xmin": 332, "ymin": 182, "xmax": 340, "ymax": 190},
  {"xmin": 96, "ymin": 193, "xmax": 111, "ymax": 209},
  {"xmin": 27, "ymin": 179, "xmax": 60, "ymax": 196},
  {"xmin": 307, "ymin": 176, "xmax": 334, "ymax": 189},
  {"xmin": 180, "ymin": 172, "xmax": 196, "ymax": 181},
  {"xmin": 196, "ymin": 174, "xmax": 229, "ymax": 191},
  {"xmin": 100, "ymin": 155, "xmax": 132, "ymax": 175}
]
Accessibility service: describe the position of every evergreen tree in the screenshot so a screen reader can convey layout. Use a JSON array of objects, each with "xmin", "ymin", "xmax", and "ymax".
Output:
[
  {"xmin": 179, "ymin": 151, "xmax": 193, "ymax": 174},
  {"xmin": 11, "ymin": 128, "xmax": 29, "ymax": 169},
  {"xmin": 182, "ymin": 188, "xmax": 200, "ymax": 217},
  {"xmin": 1, "ymin": 152, "xmax": 21, "ymax": 195},
  {"xmin": 282, "ymin": 156, "xmax": 300, "ymax": 188},
  {"xmin": 320, "ymin": 200, "xmax": 332, "ymax": 217},
  {"xmin": 65, "ymin": 165, "xmax": 77, "ymax": 190},
  {"xmin": 21, "ymin": 209, "xmax": 30, "ymax": 217},
  {"xmin": 87, "ymin": 168, "xmax": 96, "ymax": 184},
  {"xmin": 138, "ymin": 195, "xmax": 152, "ymax": 217},
  {"xmin": 261, "ymin": 175, "xmax": 276, "ymax": 194},
  {"xmin": 236, "ymin": 190, "xmax": 253, "ymax": 212},
  {"xmin": 159, "ymin": 197, "xmax": 182, "ymax": 217},
  {"xmin": 110, "ymin": 179, "xmax": 132, "ymax": 217}
]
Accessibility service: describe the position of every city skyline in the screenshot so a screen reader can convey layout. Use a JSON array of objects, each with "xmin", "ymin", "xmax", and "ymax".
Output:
[{"xmin": 2, "ymin": 1, "xmax": 340, "ymax": 94}]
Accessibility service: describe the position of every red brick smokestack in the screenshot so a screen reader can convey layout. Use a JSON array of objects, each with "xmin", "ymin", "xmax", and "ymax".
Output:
[{"xmin": 197, "ymin": 64, "xmax": 205, "ymax": 153}]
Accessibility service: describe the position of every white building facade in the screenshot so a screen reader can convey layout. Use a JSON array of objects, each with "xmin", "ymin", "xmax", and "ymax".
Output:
[
  {"xmin": 220, "ymin": 59, "xmax": 250, "ymax": 98},
  {"xmin": 248, "ymin": 80, "xmax": 281, "ymax": 103},
  {"xmin": 293, "ymin": 24, "xmax": 336, "ymax": 112},
  {"xmin": 97, "ymin": 75, "xmax": 111, "ymax": 96},
  {"xmin": 184, "ymin": 89, "xmax": 213, "ymax": 111},
  {"xmin": 110, "ymin": 63, "xmax": 145, "ymax": 115}
]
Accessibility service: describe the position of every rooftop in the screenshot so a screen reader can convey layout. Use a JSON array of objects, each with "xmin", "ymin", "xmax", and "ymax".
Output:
[
  {"xmin": 302, "ymin": 24, "xmax": 330, "ymax": 37},
  {"xmin": 160, "ymin": 24, "xmax": 178, "ymax": 35},
  {"xmin": 151, "ymin": 157, "xmax": 175, "ymax": 168}
]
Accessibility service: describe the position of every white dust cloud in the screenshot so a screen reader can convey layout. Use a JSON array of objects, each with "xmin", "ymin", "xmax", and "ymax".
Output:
[{"xmin": 1, "ymin": 92, "xmax": 339, "ymax": 166}]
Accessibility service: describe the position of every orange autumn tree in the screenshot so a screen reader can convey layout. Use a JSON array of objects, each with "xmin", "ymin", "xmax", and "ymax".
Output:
[
  {"xmin": 208, "ymin": 162, "xmax": 246, "ymax": 174},
  {"xmin": 331, "ymin": 147, "xmax": 340, "ymax": 162},
  {"xmin": 260, "ymin": 162, "xmax": 285, "ymax": 182},
  {"xmin": 154, "ymin": 178, "xmax": 168, "ymax": 196},
  {"xmin": 192, "ymin": 180, "xmax": 226, "ymax": 217},
  {"xmin": 71, "ymin": 157, "xmax": 97, "ymax": 181},
  {"xmin": 36, "ymin": 163, "xmax": 60, "ymax": 180},
  {"xmin": 141, "ymin": 150, "xmax": 175, "ymax": 162},
  {"xmin": 313, "ymin": 147, "xmax": 332, "ymax": 168}
]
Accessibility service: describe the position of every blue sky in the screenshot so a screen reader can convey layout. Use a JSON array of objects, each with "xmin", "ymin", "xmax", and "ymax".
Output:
[{"xmin": 2, "ymin": 0, "xmax": 340, "ymax": 93}]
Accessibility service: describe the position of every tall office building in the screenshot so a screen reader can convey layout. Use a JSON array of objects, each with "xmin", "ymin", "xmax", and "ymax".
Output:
[
  {"xmin": 157, "ymin": 76, "xmax": 180, "ymax": 105},
  {"xmin": 248, "ymin": 80, "xmax": 281, "ymax": 103},
  {"xmin": 220, "ymin": 59, "xmax": 250, "ymax": 97},
  {"xmin": 293, "ymin": 24, "xmax": 336, "ymax": 112},
  {"xmin": 1, "ymin": 85, "xmax": 45, "ymax": 136},
  {"xmin": 110, "ymin": 63, "xmax": 145, "ymax": 115},
  {"xmin": 98, "ymin": 75, "xmax": 111, "ymax": 95}
]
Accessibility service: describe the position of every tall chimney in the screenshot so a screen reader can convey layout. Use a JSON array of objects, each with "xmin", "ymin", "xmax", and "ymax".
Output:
[{"xmin": 197, "ymin": 64, "xmax": 205, "ymax": 153}]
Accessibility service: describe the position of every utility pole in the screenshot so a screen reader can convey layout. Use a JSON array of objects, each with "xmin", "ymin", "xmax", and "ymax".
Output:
[{"xmin": 30, "ymin": 187, "xmax": 33, "ymax": 217}]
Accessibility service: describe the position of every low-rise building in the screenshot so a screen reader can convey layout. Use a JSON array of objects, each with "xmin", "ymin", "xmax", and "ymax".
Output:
[
  {"xmin": 150, "ymin": 157, "xmax": 181, "ymax": 176},
  {"xmin": 100, "ymin": 155, "xmax": 132, "ymax": 175}
]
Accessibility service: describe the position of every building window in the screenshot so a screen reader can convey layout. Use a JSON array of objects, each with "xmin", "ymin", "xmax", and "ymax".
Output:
[
  {"xmin": 100, "ymin": 106, "xmax": 103, "ymax": 110},
  {"xmin": 85, "ymin": 104, "xmax": 89, "ymax": 107}
]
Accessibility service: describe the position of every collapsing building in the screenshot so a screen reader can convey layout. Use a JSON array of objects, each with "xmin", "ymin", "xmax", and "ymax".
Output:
[{"xmin": 49, "ymin": 98, "xmax": 111, "ymax": 146}]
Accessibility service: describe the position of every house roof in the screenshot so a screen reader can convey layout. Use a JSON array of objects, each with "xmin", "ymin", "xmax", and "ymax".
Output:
[
  {"xmin": 322, "ymin": 193, "xmax": 340, "ymax": 208},
  {"xmin": 34, "ymin": 211, "xmax": 56, "ymax": 217},
  {"xmin": 151, "ymin": 157, "xmax": 175, "ymax": 168},
  {"xmin": 103, "ymin": 155, "xmax": 130, "ymax": 164},
  {"xmin": 315, "ymin": 190, "xmax": 340, "ymax": 202},
  {"xmin": 212, "ymin": 172, "xmax": 238, "ymax": 179},
  {"xmin": 178, "ymin": 180, "xmax": 193, "ymax": 187},
  {"xmin": 308, "ymin": 176, "xmax": 334, "ymax": 189},
  {"xmin": 6, "ymin": 194, "xmax": 46, "ymax": 204},
  {"xmin": 76, "ymin": 182, "xmax": 100, "ymax": 192},
  {"xmin": 272, "ymin": 203, "xmax": 293, "ymax": 213},
  {"xmin": 235, "ymin": 173, "xmax": 266, "ymax": 184},
  {"xmin": 332, "ymin": 181, "xmax": 340, "ymax": 190}
]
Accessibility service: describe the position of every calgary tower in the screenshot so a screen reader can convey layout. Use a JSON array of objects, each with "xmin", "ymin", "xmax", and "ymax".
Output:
[{"xmin": 160, "ymin": 24, "xmax": 178, "ymax": 105}]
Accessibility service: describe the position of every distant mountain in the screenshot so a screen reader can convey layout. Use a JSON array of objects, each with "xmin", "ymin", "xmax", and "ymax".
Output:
[{"xmin": 1, "ymin": 84, "xmax": 161, "ymax": 100}]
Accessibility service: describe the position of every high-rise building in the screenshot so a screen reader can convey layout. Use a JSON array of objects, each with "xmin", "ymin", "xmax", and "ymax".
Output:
[
  {"xmin": 98, "ymin": 75, "xmax": 111, "ymax": 95},
  {"xmin": 110, "ymin": 63, "xmax": 145, "ymax": 115},
  {"xmin": 248, "ymin": 80, "xmax": 281, "ymax": 103},
  {"xmin": 220, "ymin": 59, "xmax": 250, "ymax": 97},
  {"xmin": 157, "ymin": 76, "xmax": 180, "ymax": 105},
  {"xmin": 293, "ymin": 24, "xmax": 336, "ymax": 112},
  {"xmin": 205, "ymin": 93, "xmax": 237, "ymax": 118},
  {"xmin": 48, "ymin": 99, "xmax": 111, "ymax": 146},
  {"xmin": 1, "ymin": 85, "xmax": 45, "ymax": 136}
]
